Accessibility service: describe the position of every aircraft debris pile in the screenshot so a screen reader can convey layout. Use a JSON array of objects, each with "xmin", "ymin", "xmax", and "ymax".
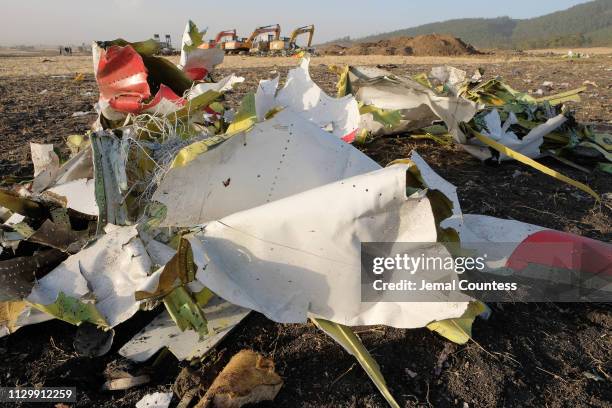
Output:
[{"xmin": 1, "ymin": 21, "xmax": 610, "ymax": 408}]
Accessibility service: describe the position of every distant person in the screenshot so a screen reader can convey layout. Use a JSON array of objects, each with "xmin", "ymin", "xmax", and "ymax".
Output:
[{"xmin": 59, "ymin": 46, "xmax": 62, "ymax": 55}]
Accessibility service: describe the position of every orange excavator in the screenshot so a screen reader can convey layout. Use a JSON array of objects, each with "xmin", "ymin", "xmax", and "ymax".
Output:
[
  {"xmin": 224, "ymin": 24, "xmax": 281, "ymax": 55},
  {"xmin": 270, "ymin": 25, "xmax": 315, "ymax": 56},
  {"xmin": 198, "ymin": 29, "xmax": 237, "ymax": 50}
]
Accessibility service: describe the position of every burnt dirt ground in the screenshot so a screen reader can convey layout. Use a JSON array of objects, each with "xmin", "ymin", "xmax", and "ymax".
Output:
[{"xmin": 0, "ymin": 56, "xmax": 611, "ymax": 407}]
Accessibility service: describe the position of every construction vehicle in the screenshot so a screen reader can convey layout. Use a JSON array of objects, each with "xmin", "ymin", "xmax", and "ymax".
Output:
[
  {"xmin": 198, "ymin": 29, "xmax": 237, "ymax": 50},
  {"xmin": 224, "ymin": 24, "xmax": 280, "ymax": 55},
  {"xmin": 153, "ymin": 33, "xmax": 177, "ymax": 55},
  {"xmin": 248, "ymin": 24, "xmax": 281, "ymax": 55},
  {"xmin": 270, "ymin": 25, "xmax": 315, "ymax": 56}
]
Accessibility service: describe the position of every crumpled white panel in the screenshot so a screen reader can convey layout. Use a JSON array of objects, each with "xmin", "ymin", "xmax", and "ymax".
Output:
[
  {"xmin": 180, "ymin": 47, "xmax": 224, "ymax": 76},
  {"xmin": 119, "ymin": 296, "xmax": 249, "ymax": 362},
  {"xmin": 31, "ymin": 143, "xmax": 60, "ymax": 193},
  {"xmin": 152, "ymin": 110, "xmax": 378, "ymax": 227},
  {"xmin": 188, "ymin": 74, "xmax": 245, "ymax": 99},
  {"xmin": 408, "ymin": 151, "xmax": 546, "ymax": 270},
  {"xmin": 49, "ymin": 147, "xmax": 94, "ymax": 188},
  {"xmin": 350, "ymin": 66, "xmax": 477, "ymax": 141},
  {"xmin": 27, "ymin": 225, "xmax": 159, "ymax": 327},
  {"xmin": 459, "ymin": 214, "xmax": 544, "ymax": 244},
  {"xmin": 463, "ymin": 109, "xmax": 566, "ymax": 161},
  {"xmin": 409, "ymin": 151, "xmax": 461, "ymax": 219},
  {"xmin": 255, "ymin": 58, "xmax": 360, "ymax": 138},
  {"xmin": 255, "ymin": 76, "xmax": 280, "ymax": 121},
  {"xmin": 47, "ymin": 178, "xmax": 99, "ymax": 216},
  {"xmin": 190, "ymin": 164, "xmax": 469, "ymax": 328},
  {"xmin": 145, "ymin": 239, "xmax": 176, "ymax": 267},
  {"xmin": 456, "ymin": 214, "xmax": 546, "ymax": 271},
  {"xmin": 429, "ymin": 66, "xmax": 467, "ymax": 96},
  {"xmin": 178, "ymin": 22, "xmax": 224, "ymax": 78}
]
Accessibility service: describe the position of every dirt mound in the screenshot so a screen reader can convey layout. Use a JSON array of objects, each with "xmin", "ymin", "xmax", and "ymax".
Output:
[{"xmin": 320, "ymin": 34, "xmax": 479, "ymax": 56}]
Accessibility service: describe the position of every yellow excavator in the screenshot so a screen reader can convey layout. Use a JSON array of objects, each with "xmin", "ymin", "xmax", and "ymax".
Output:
[
  {"xmin": 198, "ymin": 29, "xmax": 237, "ymax": 50},
  {"xmin": 224, "ymin": 24, "xmax": 281, "ymax": 55},
  {"xmin": 270, "ymin": 24, "xmax": 315, "ymax": 56}
]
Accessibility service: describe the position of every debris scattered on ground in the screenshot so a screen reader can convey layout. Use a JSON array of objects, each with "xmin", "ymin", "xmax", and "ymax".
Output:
[
  {"xmin": 340, "ymin": 63, "xmax": 610, "ymax": 198},
  {"xmin": 1, "ymin": 19, "xmax": 610, "ymax": 408}
]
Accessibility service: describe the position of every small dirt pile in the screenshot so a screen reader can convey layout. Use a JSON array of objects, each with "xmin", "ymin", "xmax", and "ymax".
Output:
[{"xmin": 320, "ymin": 34, "xmax": 479, "ymax": 56}]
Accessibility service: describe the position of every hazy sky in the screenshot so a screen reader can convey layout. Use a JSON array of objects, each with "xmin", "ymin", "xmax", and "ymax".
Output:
[{"xmin": 0, "ymin": 0, "xmax": 592, "ymax": 46}]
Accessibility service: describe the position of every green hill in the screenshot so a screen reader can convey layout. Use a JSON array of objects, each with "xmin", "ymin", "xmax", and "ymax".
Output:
[{"xmin": 330, "ymin": 0, "xmax": 612, "ymax": 49}]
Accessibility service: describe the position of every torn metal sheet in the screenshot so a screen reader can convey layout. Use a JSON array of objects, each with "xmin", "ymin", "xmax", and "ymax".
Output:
[
  {"xmin": 426, "ymin": 301, "xmax": 488, "ymax": 345},
  {"xmin": 349, "ymin": 66, "xmax": 477, "ymax": 141},
  {"xmin": 145, "ymin": 239, "xmax": 177, "ymax": 268},
  {"xmin": 188, "ymin": 74, "xmax": 245, "ymax": 98},
  {"xmin": 189, "ymin": 164, "xmax": 469, "ymax": 327},
  {"xmin": 255, "ymin": 76, "xmax": 280, "ymax": 121},
  {"xmin": 41, "ymin": 146, "xmax": 94, "ymax": 192},
  {"xmin": 409, "ymin": 151, "xmax": 461, "ymax": 219},
  {"xmin": 93, "ymin": 42, "xmax": 150, "ymax": 119},
  {"xmin": 27, "ymin": 219, "xmax": 88, "ymax": 253},
  {"xmin": 407, "ymin": 151, "xmax": 550, "ymax": 272},
  {"xmin": 179, "ymin": 21, "xmax": 224, "ymax": 81},
  {"xmin": 463, "ymin": 109, "xmax": 567, "ymax": 161},
  {"xmin": 92, "ymin": 39, "xmax": 195, "ymax": 118},
  {"xmin": 27, "ymin": 225, "xmax": 159, "ymax": 327},
  {"xmin": 224, "ymin": 93, "xmax": 257, "ymax": 137},
  {"xmin": 409, "ymin": 150, "xmax": 552, "ymax": 275},
  {"xmin": 47, "ymin": 178, "xmax": 98, "ymax": 216},
  {"xmin": 141, "ymin": 84, "xmax": 186, "ymax": 116},
  {"xmin": 256, "ymin": 58, "xmax": 360, "ymax": 139},
  {"xmin": 164, "ymin": 286, "xmax": 208, "ymax": 336},
  {"xmin": 30, "ymin": 143, "xmax": 60, "ymax": 192},
  {"xmin": 429, "ymin": 66, "xmax": 467, "ymax": 96},
  {"xmin": 153, "ymin": 110, "xmax": 379, "ymax": 227},
  {"xmin": 179, "ymin": 48, "xmax": 225, "ymax": 81},
  {"xmin": 91, "ymin": 131, "xmax": 128, "ymax": 226},
  {"xmin": 135, "ymin": 236, "xmax": 193, "ymax": 300},
  {"xmin": 119, "ymin": 296, "xmax": 250, "ymax": 362},
  {"xmin": 507, "ymin": 230, "xmax": 612, "ymax": 289},
  {"xmin": 408, "ymin": 154, "xmax": 610, "ymax": 291}
]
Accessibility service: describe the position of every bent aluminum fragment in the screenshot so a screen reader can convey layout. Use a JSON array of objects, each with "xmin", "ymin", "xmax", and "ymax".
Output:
[
  {"xmin": 119, "ymin": 296, "xmax": 250, "ymax": 362},
  {"xmin": 153, "ymin": 110, "xmax": 378, "ymax": 227}
]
